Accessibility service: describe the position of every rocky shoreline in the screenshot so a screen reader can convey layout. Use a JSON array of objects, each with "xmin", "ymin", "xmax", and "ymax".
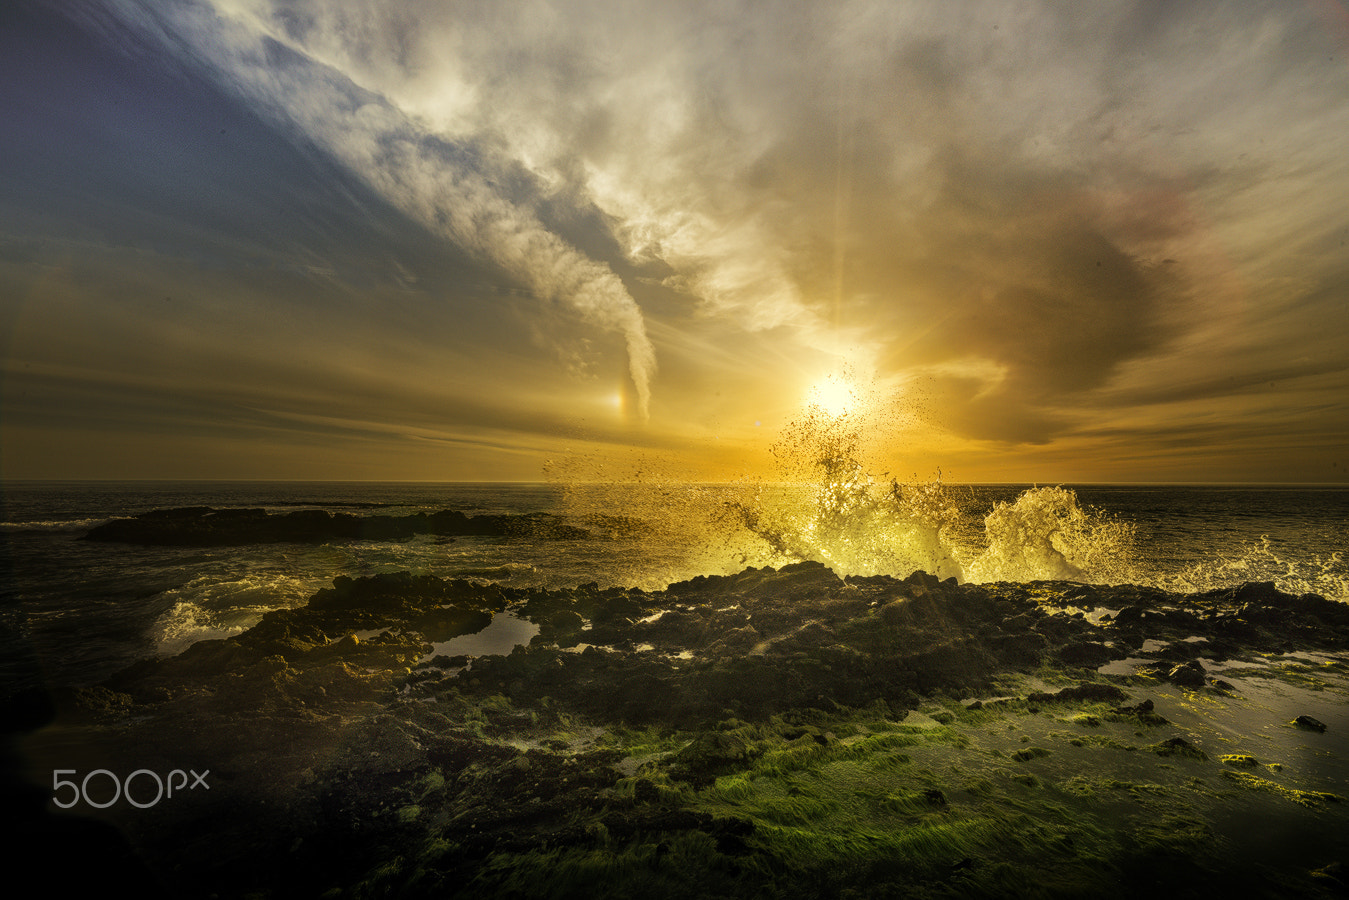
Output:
[
  {"xmin": 82, "ymin": 506, "xmax": 645, "ymax": 546},
  {"xmin": 10, "ymin": 562, "xmax": 1349, "ymax": 897}
]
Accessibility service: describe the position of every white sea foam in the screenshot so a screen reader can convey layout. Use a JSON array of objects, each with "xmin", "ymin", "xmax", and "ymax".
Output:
[
  {"xmin": 1155, "ymin": 537, "xmax": 1347, "ymax": 601},
  {"xmin": 0, "ymin": 517, "xmax": 111, "ymax": 533},
  {"xmin": 962, "ymin": 485, "xmax": 1139, "ymax": 585},
  {"xmin": 151, "ymin": 573, "xmax": 319, "ymax": 657},
  {"xmin": 696, "ymin": 393, "xmax": 1344, "ymax": 597},
  {"xmin": 716, "ymin": 398, "xmax": 1140, "ymax": 586}
]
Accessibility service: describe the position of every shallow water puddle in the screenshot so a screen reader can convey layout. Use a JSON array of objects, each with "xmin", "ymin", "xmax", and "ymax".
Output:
[
  {"xmin": 1096, "ymin": 657, "xmax": 1156, "ymax": 676},
  {"xmin": 417, "ymin": 612, "xmax": 539, "ymax": 662}
]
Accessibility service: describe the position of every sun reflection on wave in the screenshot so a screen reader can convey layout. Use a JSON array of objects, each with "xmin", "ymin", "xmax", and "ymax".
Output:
[{"xmin": 730, "ymin": 378, "xmax": 1140, "ymax": 585}]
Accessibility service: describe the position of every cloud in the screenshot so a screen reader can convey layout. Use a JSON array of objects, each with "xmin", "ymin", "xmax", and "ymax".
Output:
[
  {"xmin": 82, "ymin": 0, "xmax": 658, "ymax": 417},
  {"xmin": 23, "ymin": 0, "xmax": 1349, "ymax": 478}
]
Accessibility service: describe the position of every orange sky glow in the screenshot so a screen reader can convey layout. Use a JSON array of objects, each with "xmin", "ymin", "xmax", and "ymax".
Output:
[{"xmin": 2, "ymin": 1, "xmax": 1347, "ymax": 483}]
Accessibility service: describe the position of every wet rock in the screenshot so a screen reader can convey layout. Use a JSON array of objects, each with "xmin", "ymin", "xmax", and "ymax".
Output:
[
  {"xmin": 633, "ymin": 778, "xmax": 660, "ymax": 804},
  {"xmin": 1152, "ymin": 640, "xmax": 1205, "ymax": 662},
  {"xmin": 1310, "ymin": 861, "xmax": 1347, "ymax": 891},
  {"xmin": 777, "ymin": 723, "xmax": 831, "ymax": 746},
  {"xmin": 64, "ymin": 686, "xmax": 137, "ymax": 721},
  {"xmin": 670, "ymin": 731, "xmax": 758, "ymax": 786},
  {"xmin": 592, "ymin": 593, "xmax": 650, "ymax": 625},
  {"xmin": 1057, "ymin": 640, "xmax": 1117, "ymax": 668},
  {"xmin": 1167, "ymin": 661, "xmax": 1208, "ymax": 688},
  {"xmin": 294, "ymin": 661, "xmax": 389, "ymax": 703},
  {"xmin": 1294, "ymin": 715, "xmax": 1328, "ymax": 733},
  {"xmin": 1026, "ymin": 683, "xmax": 1129, "ymax": 705},
  {"xmin": 1149, "ymin": 737, "xmax": 1208, "ymax": 760},
  {"xmin": 534, "ymin": 609, "xmax": 586, "ymax": 642},
  {"xmin": 337, "ymin": 715, "xmax": 427, "ymax": 775},
  {"xmin": 108, "ymin": 637, "xmax": 259, "ymax": 686},
  {"xmin": 670, "ymin": 561, "xmax": 843, "ymax": 606},
  {"xmin": 1111, "ymin": 606, "xmax": 1148, "ymax": 629},
  {"xmin": 1012, "ymin": 747, "xmax": 1051, "ymax": 762},
  {"xmin": 706, "ymin": 624, "xmax": 759, "ymax": 656},
  {"xmin": 84, "ymin": 506, "xmax": 597, "ymax": 546},
  {"xmin": 988, "ymin": 632, "xmax": 1050, "ymax": 666},
  {"xmin": 903, "ymin": 570, "xmax": 944, "ymax": 592},
  {"xmin": 1109, "ymin": 697, "xmax": 1168, "ymax": 725},
  {"xmin": 1234, "ymin": 581, "xmax": 1284, "ymax": 603}
]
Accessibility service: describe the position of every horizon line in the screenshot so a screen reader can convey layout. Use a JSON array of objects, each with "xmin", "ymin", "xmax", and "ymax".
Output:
[{"xmin": 3, "ymin": 478, "xmax": 1347, "ymax": 488}]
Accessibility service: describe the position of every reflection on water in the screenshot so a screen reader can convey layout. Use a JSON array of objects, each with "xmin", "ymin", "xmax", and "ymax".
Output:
[{"xmin": 418, "ymin": 613, "xmax": 539, "ymax": 663}]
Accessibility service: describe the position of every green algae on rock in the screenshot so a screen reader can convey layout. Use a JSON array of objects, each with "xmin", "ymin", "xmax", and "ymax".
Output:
[{"xmin": 22, "ymin": 563, "xmax": 1349, "ymax": 898}]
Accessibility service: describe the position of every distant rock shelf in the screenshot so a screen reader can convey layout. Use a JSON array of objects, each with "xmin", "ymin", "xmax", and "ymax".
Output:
[{"xmin": 81, "ymin": 506, "xmax": 608, "ymax": 546}]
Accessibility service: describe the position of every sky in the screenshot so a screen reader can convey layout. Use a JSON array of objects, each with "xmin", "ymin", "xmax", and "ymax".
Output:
[{"xmin": 1, "ymin": 0, "xmax": 1347, "ymax": 483}]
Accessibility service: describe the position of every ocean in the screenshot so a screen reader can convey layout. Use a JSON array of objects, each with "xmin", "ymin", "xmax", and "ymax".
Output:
[{"xmin": 2, "ymin": 480, "xmax": 1346, "ymax": 695}]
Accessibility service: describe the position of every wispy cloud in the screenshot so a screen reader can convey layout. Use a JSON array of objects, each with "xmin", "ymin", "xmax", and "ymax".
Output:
[{"xmin": 82, "ymin": 0, "xmax": 658, "ymax": 417}]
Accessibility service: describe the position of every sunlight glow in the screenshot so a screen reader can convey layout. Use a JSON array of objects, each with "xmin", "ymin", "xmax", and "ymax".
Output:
[{"xmin": 807, "ymin": 373, "xmax": 858, "ymax": 417}]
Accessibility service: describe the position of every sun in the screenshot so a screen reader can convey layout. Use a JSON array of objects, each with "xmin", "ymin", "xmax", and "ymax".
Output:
[{"xmin": 807, "ymin": 373, "xmax": 858, "ymax": 417}]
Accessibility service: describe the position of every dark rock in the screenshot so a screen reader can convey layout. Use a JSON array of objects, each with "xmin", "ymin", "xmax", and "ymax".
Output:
[
  {"xmin": 670, "ymin": 731, "xmax": 758, "ymax": 785},
  {"xmin": 633, "ymin": 778, "xmax": 660, "ymax": 804},
  {"xmin": 1012, "ymin": 747, "xmax": 1051, "ymax": 762},
  {"xmin": 1149, "ymin": 737, "xmax": 1208, "ymax": 760},
  {"xmin": 903, "ymin": 570, "xmax": 943, "ymax": 591},
  {"xmin": 707, "ymin": 624, "xmax": 760, "ymax": 656},
  {"xmin": 1057, "ymin": 640, "xmax": 1117, "ymax": 668},
  {"xmin": 1234, "ymin": 581, "xmax": 1284, "ymax": 603},
  {"xmin": 1111, "ymin": 697, "xmax": 1169, "ymax": 726},
  {"xmin": 1026, "ymin": 683, "xmax": 1129, "ymax": 705},
  {"xmin": 1112, "ymin": 606, "xmax": 1147, "ymax": 628},
  {"xmin": 712, "ymin": 817, "xmax": 755, "ymax": 856},
  {"xmin": 1167, "ymin": 661, "xmax": 1208, "ymax": 688},
  {"xmin": 1061, "ymin": 584, "xmax": 1101, "ymax": 604},
  {"xmin": 778, "ymin": 723, "xmax": 831, "ymax": 746},
  {"xmin": 1294, "ymin": 715, "xmax": 1328, "ymax": 733},
  {"xmin": 84, "ymin": 506, "xmax": 598, "ymax": 546},
  {"xmin": 989, "ymin": 632, "xmax": 1050, "ymax": 666},
  {"xmin": 1310, "ymin": 861, "xmax": 1346, "ymax": 890}
]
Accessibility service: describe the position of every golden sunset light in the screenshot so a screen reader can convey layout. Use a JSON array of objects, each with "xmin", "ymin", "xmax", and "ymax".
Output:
[
  {"xmin": 4, "ymin": 5, "xmax": 1349, "ymax": 896},
  {"xmin": 1, "ymin": 0, "xmax": 1346, "ymax": 483},
  {"xmin": 806, "ymin": 373, "xmax": 861, "ymax": 418}
]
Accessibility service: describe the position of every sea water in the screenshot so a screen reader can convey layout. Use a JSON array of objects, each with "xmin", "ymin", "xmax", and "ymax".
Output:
[{"xmin": 2, "ymin": 479, "xmax": 1346, "ymax": 693}]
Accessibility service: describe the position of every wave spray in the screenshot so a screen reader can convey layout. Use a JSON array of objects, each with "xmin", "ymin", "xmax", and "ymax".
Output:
[{"xmin": 726, "ymin": 384, "xmax": 1139, "ymax": 585}]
